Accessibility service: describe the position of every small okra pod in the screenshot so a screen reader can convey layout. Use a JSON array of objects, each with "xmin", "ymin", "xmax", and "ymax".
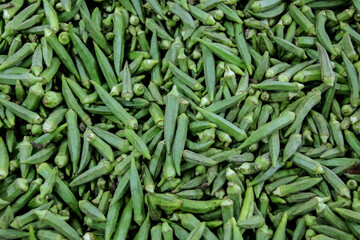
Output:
[
  {"xmin": 42, "ymin": 107, "xmax": 67, "ymax": 133},
  {"xmin": 310, "ymin": 224, "xmax": 354, "ymax": 240},
  {"xmin": 322, "ymin": 166, "xmax": 351, "ymax": 199},
  {"xmin": 91, "ymin": 80, "xmax": 137, "ymax": 129},
  {"xmin": 183, "ymin": 150, "xmax": 217, "ymax": 166},
  {"xmin": 0, "ymin": 43, "xmax": 37, "ymax": 71},
  {"xmin": 284, "ymin": 90, "xmax": 321, "ymax": 137},
  {"xmin": 109, "ymin": 169, "xmax": 130, "ymax": 207},
  {"xmin": 21, "ymin": 82, "xmax": 44, "ymax": 111},
  {"xmin": 146, "ymin": 19, "xmax": 174, "ymax": 42},
  {"xmin": 188, "ymin": 4, "xmax": 216, "ymax": 26},
  {"xmin": 342, "ymin": 51, "xmax": 360, "ymax": 107},
  {"xmin": 316, "ymin": 203, "xmax": 350, "ymax": 233},
  {"xmin": 310, "ymin": 110, "xmax": 330, "ymax": 144},
  {"xmin": 172, "ymin": 113, "xmax": 189, "ymax": 176},
  {"xmin": 256, "ymin": 224, "xmax": 273, "ymax": 240},
  {"xmin": 345, "ymin": 129, "xmax": 360, "ymax": 156},
  {"xmin": 65, "ymin": 109, "xmax": 81, "ymax": 173},
  {"xmin": 161, "ymin": 221, "xmax": 174, "ymax": 240},
  {"xmin": 238, "ymin": 215, "xmax": 265, "ymax": 229},
  {"xmin": 121, "ymin": 61, "xmax": 134, "ymax": 101},
  {"xmin": 38, "ymin": 166, "xmax": 57, "ymax": 200},
  {"xmin": 45, "ymin": 28, "xmax": 79, "ymax": 79},
  {"xmin": 35, "ymin": 210, "xmax": 81, "ymax": 240},
  {"xmin": 130, "ymin": 158, "xmax": 146, "ymax": 226},
  {"xmin": 189, "ymin": 121, "xmax": 217, "ymax": 132},
  {"xmin": 316, "ymin": 42, "xmax": 335, "ymax": 86},
  {"xmin": 289, "ymin": 3, "xmax": 315, "ymax": 35},
  {"xmin": 186, "ymin": 222, "xmax": 206, "ymax": 240},
  {"xmin": 69, "ymin": 160, "xmax": 114, "ymax": 187},
  {"xmin": 200, "ymin": 39, "xmax": 216, "ymax": 101},
  {"xmin": 80, "ymin": 8, "xmax": 112, "ymax": 55},
  {"xmin": 238, "ymin": 185, "xmax": 254, "ymax": 222},
  {"xmin": 43, "ymin": 0, "xmax": 59, "ymax": 33},
  {"xmin": 93, "ymin": 43, "xmax": 117, "ymax": 90},
  {"xmin": 265, "ymin": 63, "xmax": 291, "ymax": 78},
  {"xmin": 316, "ymin": 11, "xmax": 337, "ymax": 56},
  {"xmin": 329, "ymin": 114, "xmax": 345, "ymax": 153},
  {"xmin": 169, "ymin": 62, "xmax": 203, "ymax": 91},
  {"xmin": 239, "ymin": 111, "xmax": 295, "ymax": 150},
  {"xmin": 220, "ymin": 198, "xmax": 234, "ymax": 224},
  {"xmin": 0, "ymin": 178, "xmax": 28, "ymax": 203},
  {"xmin": 258, "ymin": 192, "xmax": 269, "ymax": 218},
  {"xmin": 292, "ymin": 152, "xmax": 324, "ymax": 174},
  {"xmin": 90, "ymin": 126, "xmax": 133, "ymax": 154},
  {"xmin": 141, "ymin": 163, "xmax": 155, "ymax": 193},
  {"xmin": 55, "ymin": 139, "xmax": 69, "ymax": 168},
  {"xmin": 273, "ymin": 177, "xmax": 323, "ymax": 197},
  {"xmin": 149, "ymin": 102, "xmax": 164, "ymax": 129},
  {"xmin": 20, "ymin": 144, "xmax": 57, "ymax": 165},
  {"xmin": 196, "ymin": 38, "xmax": 244, "ymax": 68},
  {"xmin": 252, "ymin": 80, "xmax": 304, "ymax": 92},
  {"xmin": 270, "ymin": 35, "xmax": 306, "ymax": 59},
  {"xmin": 31, "ymin": 44, "xmax": 43, "ymax": 76},
  {"xmin": 79, "ymin": 200, "xmax": 106, "ymax": 222},
  {"xmin": 124, "ymin": 129, "xmax": 150, "ymax": 160},
  {"xmin": 62, "ymin": 76, "xmax": 92, "ymax": 126},
  {"xmin": 265, "ymin": 175, "xmax": 298, "ymax": 194},
  {"xmin": 278, "ymin": 60, "xmax": 315, "ymax": 82},
  {"xmin": 164, "ymin": 86, "xmax": 181, "ymax": 153},
  {"xmin": 42, "ymin": 91, "xmax": 63, "ymax": 108},
  {"xmin": 283, "ymin": 133, "xmax": 302, "ymax": 161},
  {"xmin": 151, "ymin": 224, "xmax": 162, "ymax": 240},
  {"xmin": 0, "ymin": 137, "xmax": 9, "ymax": 180},
  {"xmin": 168, "ymin": 1, "xmax": 195, "ymax": 28}
]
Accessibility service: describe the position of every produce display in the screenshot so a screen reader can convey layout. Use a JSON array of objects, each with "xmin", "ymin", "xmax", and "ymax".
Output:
[{"xmin": 2, "ymin": 0, "xmax": 360, "ymax": 239}]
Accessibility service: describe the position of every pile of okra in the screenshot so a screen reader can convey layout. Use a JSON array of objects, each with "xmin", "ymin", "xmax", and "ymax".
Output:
[{"xmin": 4, "ymin": 0, "xmax": 360, "ymax": 239}]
